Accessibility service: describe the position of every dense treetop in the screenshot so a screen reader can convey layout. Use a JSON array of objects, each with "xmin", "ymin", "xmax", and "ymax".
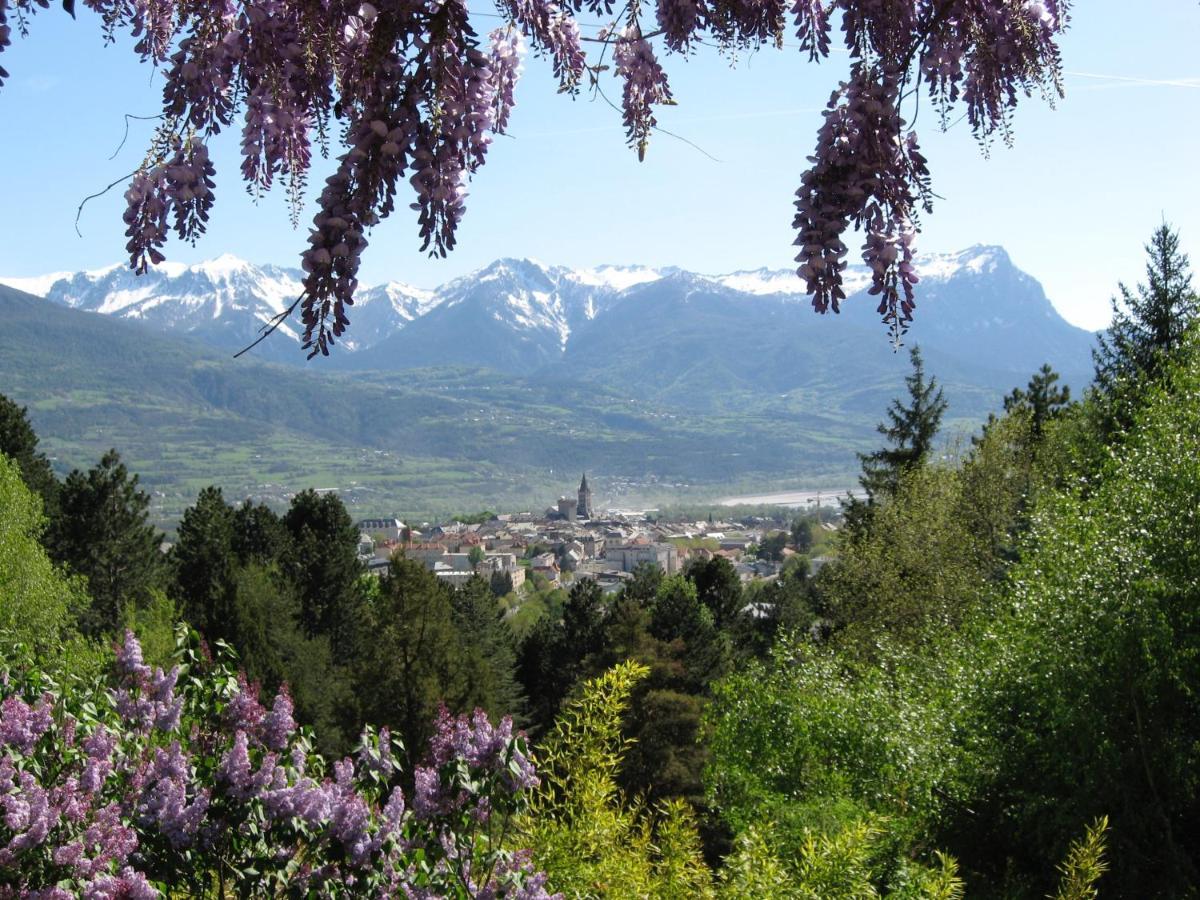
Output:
[{"xmin": 0, "ymin": 0, "xmax": 1068, "ymax": 353}]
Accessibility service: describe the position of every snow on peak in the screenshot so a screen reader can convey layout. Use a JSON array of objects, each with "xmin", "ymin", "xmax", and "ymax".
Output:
[
  {"xmin": 708, "ymin": 265, "xmax": 876, "ymax": 297},
  {"xmin": 915, "ymin": 245, "xmax": 1008, "ymax": 281},
  {"xmin": 191, "ymin": 253, "xmax": 254, "ymax": 280},
  {"xmin": 709, "ymin": 267, "xmax": 803, "ymax": 296},
  {"xmin": 0, "ymin": 271, "xmax": 72, "ymax": 297},
  {"xmin": 570, "ymin": 264, "xmax": 662, "ymax": 291}
]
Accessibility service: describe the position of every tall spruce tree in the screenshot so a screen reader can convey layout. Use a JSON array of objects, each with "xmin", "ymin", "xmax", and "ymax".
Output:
[
  {"xmin": 857, "ymin": 345, "xmax": 948, "ymax": 505},
  {"xmin": 48, "ymin": 449, "xmax": 162, "ymax": 636},
  {"xmin": 1094, "ymin": 223, "xmax": 1199, "ymax": 393}
]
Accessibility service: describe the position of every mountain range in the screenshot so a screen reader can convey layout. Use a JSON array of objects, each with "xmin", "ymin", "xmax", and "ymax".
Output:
[
  {"xmin": 3, "ymin": 247, "xmax": 1096, "ymax": 397},
  {"xmin": 0, "ymin": 247, "xmax": 1100, "ymax": 522}
]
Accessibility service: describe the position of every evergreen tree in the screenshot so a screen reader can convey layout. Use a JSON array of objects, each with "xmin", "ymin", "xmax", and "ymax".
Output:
[
  {"xmin": 1094, "ymin": 223, "xmax": 1199, "ymax": 393},
  {"xmin": 231, "ymin": 500, "xmax": 289, "ymax": 567},
  {"xmin": 173, "ymin": 488, "xmax": 355, "ymax": 755},
  {"xmin": 649, "ymin": 575, "xmax": 729, "ymax": 692},
  {"xmin": 489, "ymin": 569, "xmax": 514, "ymax": 598},
  {"xmin": 450, "ymin": 576, "xmax": 525, "ymax": 719},
  {"xmin": 854, "ymin": 344, "xmax": 947, "ymax": 509},
  {"xmin": 686, "ymin": 556, "xmax": 743, "ymax": 631},
  {"xmin": 282, "ymin": 489, "xmax": 364, "ymax": 656},
  {"xmin": 230, "ymin": 564, "xmax": 354, "ymax": 758},
  {"xmin": 517, "ymin": 578, "xmax": 611, "ymax": 731},
  {"xmin": 172, "ymin": 486, "xmax": 236, "ymax": 640},
  {"xmin": 756, "ymin": 532, "xmax": 788, "ymax": 562},
  {"xmin": 0, "ymin": 394, "xmax": 57, "ymax": 516},
  {"xmin": 355, "ymin": 557, "xmax": 469, "ymax": 765},
  {"xmin": 1003, "ymin": 363, "xmax": 1071, "ymax": 441},
  {"xmin": 48, "ymin": 449, "xmax": 162, "ymax": 636},
  {"xmin": 622, "ymin": 561, "xmax": 665, "ymax": 606}
]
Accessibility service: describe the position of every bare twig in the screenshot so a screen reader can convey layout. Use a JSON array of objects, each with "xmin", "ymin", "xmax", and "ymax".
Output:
[
  {"xmin": 580, "ymin": 26, "xmax": 664, "ymax": 43},
  {"xmin": 109, "ymin": 113, "xmax": 165, "ymax": 160},
  {"xmin": 233, "ymin": 294, "xmax": 307, "ymax": 358},
  {"xmin": 75, "ymin": 169, "xmax": 140, "ymax": 237},
  {"xmin": 586, "ymin": 69, "xmax": 723, "ymax": 163}
]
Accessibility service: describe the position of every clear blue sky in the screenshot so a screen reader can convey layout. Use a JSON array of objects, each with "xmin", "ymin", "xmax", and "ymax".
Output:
[{"xmin": 1, "ymin": 0, "xmax": 1198, "ymax": 330}]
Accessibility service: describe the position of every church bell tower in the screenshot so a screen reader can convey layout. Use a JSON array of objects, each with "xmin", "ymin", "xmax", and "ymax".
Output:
[{"xmin": 577, "ymin": 473, "xmax": 594, "ymax": 519}]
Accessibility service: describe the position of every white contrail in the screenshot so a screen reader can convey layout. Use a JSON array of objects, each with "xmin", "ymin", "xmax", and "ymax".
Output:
[{"xmin": 1066, "ymin": 71, "xmax": 1200, "ymax": 89}]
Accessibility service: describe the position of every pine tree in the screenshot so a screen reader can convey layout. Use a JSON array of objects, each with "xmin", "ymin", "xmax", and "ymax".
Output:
[
  {"xmin": 1004, "ymin": 363, "xmax": 1071, "ymax": 440},
  {"xmin": 0, "ymin": 393, "xmax": 57, "ymax": 517},
  {"xmin": 686, "ymin": 556, "xmax": 743, "ymax": 631},
  {"xmin": 172, "ymin": 486, "xmax": 236, "ymax": 640},
  {"xmin": 355, "ymin": 557, "xmax": 469, "ymax": 765},
  {"xmin": 857, "ymin": 345, "xmax": 948, "ymax": 504},
  {"xmin": 791, "ymin": 516, "xmax": 814, "ymax": 554},
  {"xmin": 282, "ymin": 489, "xmax": 364, "ymax": 656},
  {"xmin": 48, "ymin": 449, "xmax": 162, "ymax": 635},
  {"xmin": 1094, "ymin": 223, "xmax": 1199, "ymax": 393},
  {"xmin": 231, "ymin": 500, "xmax": 289, "ymax": 567},
  {"xmin": 451, "ymin": 576, "xmax": 525, "ymax": 719}
]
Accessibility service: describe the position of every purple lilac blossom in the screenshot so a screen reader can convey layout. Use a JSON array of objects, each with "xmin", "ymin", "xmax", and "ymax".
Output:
[{"xmin": 0, "ymin": 693, "xmax": 53, "ymax": 754}]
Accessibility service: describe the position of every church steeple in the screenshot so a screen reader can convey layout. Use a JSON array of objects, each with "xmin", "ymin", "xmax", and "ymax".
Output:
[{"xmin": 577, "ymin": 473, "xmax": 594, "ymax": 519}]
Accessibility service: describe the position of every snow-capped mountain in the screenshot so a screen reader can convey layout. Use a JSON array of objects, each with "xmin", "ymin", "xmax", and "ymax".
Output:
[
  {"xmin": 6, "ymin": 254, "xmax": 433, "ymax": 362},
  {"xmin": 2, "ymin": 246, "xmax": 1094, "ymax": 388}
]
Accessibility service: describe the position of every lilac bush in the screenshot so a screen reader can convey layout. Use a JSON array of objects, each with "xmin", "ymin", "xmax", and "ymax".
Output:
[
  {"xmin": 0, "ymin": 0, "xmax": 1067, "ymax": 348},
  {"xmin": 0, "ymin": 628, "xmax": 555, "ymax": 897}
]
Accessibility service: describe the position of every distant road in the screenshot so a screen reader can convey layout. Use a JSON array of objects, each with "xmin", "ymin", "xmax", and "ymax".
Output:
[{"xmin": 717, "ymin": 488, "xmax": 863, "ymax": 508}]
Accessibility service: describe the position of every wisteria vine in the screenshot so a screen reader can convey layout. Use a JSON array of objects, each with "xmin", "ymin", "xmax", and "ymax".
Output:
[
  {"xmin": 0, "ymin": 629, "xmax": 556, "ymax": 897},
  {"xmin": 0, "ymin": 0, "xmax": 1069, "ymax": 351}
]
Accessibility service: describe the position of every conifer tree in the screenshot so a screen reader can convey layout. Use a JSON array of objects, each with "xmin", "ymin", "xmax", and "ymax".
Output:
[
  {"xmin": 356, "ymin": 557, "xmax": 470, "ymax": 765},
  {"xmin": 451, "ymin": 576, "xmax": 526, "ymax": 720},
  {"xmin": 47, "ymin": 449, "xmax": 162, "ymax": 635},
  {"xmin": 1094, "ymin": 223, "xmax": 1199, "ymax": 393},
  {"xmin": 282, "ymin": 489, "xmax": 364, "ymax": 656},
  {"xmin": 231, "ymin": 500, "xmax": 289, "ymax": 567},
  {"xmin": 172, "ymin": 486, "xmax": 237, "ymax": 640},
  {"xmin": 857, "ymin": 345, "xmax": 948, "ymax": 505},
  {"xmin": 0, "ymin": 393, "xmax": 57, "ymax": 517},
  {"xmin": 1003, "ymin": 363, "xmax": 1071, "ymax": 441},
  {"xmin": 686, "ymin": 556, "xmax": 744, "ymax": 631}
]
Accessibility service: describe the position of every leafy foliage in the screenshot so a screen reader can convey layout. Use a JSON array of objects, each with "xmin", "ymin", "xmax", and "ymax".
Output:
[
  {"xmin": 967, "ymin": 330, "xmax": 1200, "ymax": 895},
  {"xmin": 521, "ymin": 660, "xmax": 715, "ymax": 898},
  {"xmin": 1052, "ymin": 818, "xmax": 1109, "ymax": 900},
  {"xmin": 0, "ymin": 454, "xmax": 88, "ymax": 655}
]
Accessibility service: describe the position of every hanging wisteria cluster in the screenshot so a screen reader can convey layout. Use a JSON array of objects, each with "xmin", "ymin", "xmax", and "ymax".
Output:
[
  {"xmin": 0, "ymin": 0, "xmax": 1068, "ymax": 352},
  {"xmin": 0, "ymin": 629, "xmax": 556, "ymax": 897}
]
